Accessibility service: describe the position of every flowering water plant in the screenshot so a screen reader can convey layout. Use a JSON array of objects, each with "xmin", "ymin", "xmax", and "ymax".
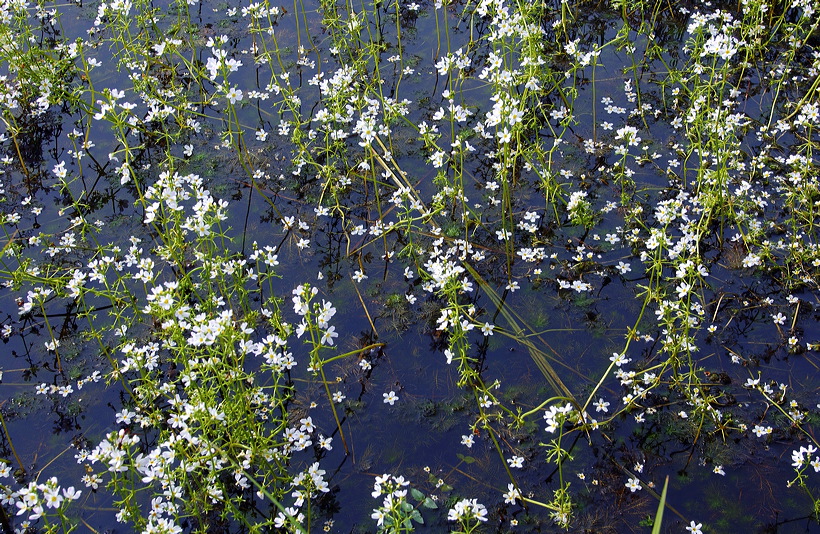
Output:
[{"xmin": 0, "ymin": 0, "xmax": 819, "ymax": 529}]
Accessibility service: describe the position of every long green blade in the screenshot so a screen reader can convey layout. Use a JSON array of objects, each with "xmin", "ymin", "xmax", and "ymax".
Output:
[
  {"xmin": 464, "ymin": 263, "xmax": 574, "ymax": 400},
  {"xmin": 651, "ymin": 476, "xmax": 670, "ymax": 534}
]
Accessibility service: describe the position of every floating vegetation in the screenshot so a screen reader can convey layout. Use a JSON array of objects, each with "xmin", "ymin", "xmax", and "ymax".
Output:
[{"xmin": 0, "ymin": 0, "xmax": 819, "ymax": 530}]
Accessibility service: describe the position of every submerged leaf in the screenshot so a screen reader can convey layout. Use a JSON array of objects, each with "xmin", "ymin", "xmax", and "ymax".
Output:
[{"xmin": 422, "ymin": 497, "xmax": 438, "ymax": 509}]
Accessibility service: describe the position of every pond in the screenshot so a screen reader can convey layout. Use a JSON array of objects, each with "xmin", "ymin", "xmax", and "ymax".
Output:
[{"xmin": 0, "ymin": 0, "xmax": 819, "ymax": 531}]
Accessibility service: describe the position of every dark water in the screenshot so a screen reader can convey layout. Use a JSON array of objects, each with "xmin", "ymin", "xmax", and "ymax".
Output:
[{"xmin": 1, "ymin": 0, "xmax": 819, "ymax": 531}]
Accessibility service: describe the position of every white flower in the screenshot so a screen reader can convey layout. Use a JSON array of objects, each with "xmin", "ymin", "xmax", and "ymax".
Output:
[
  {"xmin": 52, "ymin": 161, "xmax": 67, "ymax": 179},
  {"xmin": 744, "ymin": 377, "xmax": 760, "ymax": 388},
  {"xmin": 225, "ymin": 87, "xmax": 243, "ymax": 104},
  {"xmin": 616, "ymin": 261, "xmax": 631, "ymax": 274},
  {"xmin": 742, "ymin": 253, "xmax": 761, "ymax": 268},
  {"xmin": 320, "ymin": 326, "xmax": 339, "ymax": 346},
  {"xmin": 383, "ymin": 391, "xmax": 398, "ymax": 405},
  {"xmin": 448, "ymin": 498, "xmax": 488, "ymax": 522},
  {"xmin": 371, "ymin": 509, "xmax": 386, "ymax": 527},
  {"xmin": 752, "ymin": 425, "xmax": 772, "ymax": 437},
  {"xmin": 62, "ymin": 487, "xmax": 82, "ymax": 501},
  {"xmin": 43, "ymin": 488, "xmax": 62, "ymax": 509},
  {"xmin": 610, "ymin": 352, "xmax": 631, "ymax": 367},
  {"xmin": 503, "ymin": 483, "xmax": 520, "ymax": 504},
  {"xmin": 625, "ymin": 477, "xmax": 641, "ymax": 492}
]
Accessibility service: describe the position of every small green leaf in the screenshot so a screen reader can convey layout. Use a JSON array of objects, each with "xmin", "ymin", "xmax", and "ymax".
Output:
[
  {"xmin": 411, "ymin": 509, "xmax": 424, "ymax": 524},
  {"xmin": 400, "ymin": 501, "xmax": 413, "ymax": 513},
  {"xmin": 457, "ymin": 453, "xmax": 475, "ymax": 464},
  {"xmin": 411, "ymin": 488, "xmax": 425, "ymax": 501},
  {"xmin": 422, "ymin": 497, "xmax": 438, "ymax": 509}
]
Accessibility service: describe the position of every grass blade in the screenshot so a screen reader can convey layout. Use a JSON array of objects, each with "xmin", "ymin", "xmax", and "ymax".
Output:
[{"xmin": 651, "ymin": 476, "xmax": 669, "ymax": 534}]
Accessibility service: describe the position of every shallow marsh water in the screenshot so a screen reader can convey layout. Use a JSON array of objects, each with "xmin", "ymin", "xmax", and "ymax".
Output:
[{"xmin": 0, "ymin": 0, "xmax": 819, "ymax": 531}]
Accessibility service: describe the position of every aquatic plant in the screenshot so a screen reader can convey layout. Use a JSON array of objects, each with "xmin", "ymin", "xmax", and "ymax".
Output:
[{"xmin": 0, "ymin": 0, "xmax": 818, "ymax": 529}]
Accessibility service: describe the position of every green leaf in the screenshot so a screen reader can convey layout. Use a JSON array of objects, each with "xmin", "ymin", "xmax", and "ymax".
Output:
[
  {"xmin": 651, "ymin": 476, "xmax": 669, "ymax": 534},
  {"xmin": 422, "ymin": 497, "xmax": 438, "ymax": 509},
  {"xmin": 639, "ymin": 515, "xmax": 654, "ymax": 527},
  {"xmin": 457, "ymin": 453, "xmax": 475, "ymax": 464},
  {"xmin": 411, "ymin": 509, "xmax": 424, "ymax": 524},
  {"xmin": 411, "ymin": 488, "xmax": 425, "ymax": 501},
  {"xmin": 400, "ymin": 501, "xmax": 413, "ymax": 513}
]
